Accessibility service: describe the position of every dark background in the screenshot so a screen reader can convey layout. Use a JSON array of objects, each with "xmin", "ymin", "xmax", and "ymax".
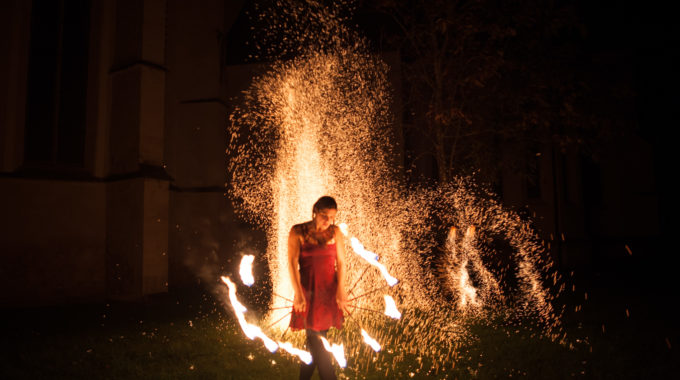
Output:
[
  {"xmin": 0, "ymin": 0, "xmax": 678, "ymax": 378},
  {"xmin": 0, "ymin": 0, "xmax": 676, "ymax": 314}
]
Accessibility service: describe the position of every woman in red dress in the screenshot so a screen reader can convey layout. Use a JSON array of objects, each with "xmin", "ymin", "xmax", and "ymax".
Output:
[{"xmin": 288, "ymin": 196, "xmax": 349, "ymax": 380}]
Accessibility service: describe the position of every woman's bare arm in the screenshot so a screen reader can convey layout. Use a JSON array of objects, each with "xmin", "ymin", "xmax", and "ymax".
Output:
[
  {"xmin": 288, "ymin": 226, "xmax": 306, "ymax": 313},
  {"xmin": 335, "ymin": 227, "xmax": 349, "ymax": 314}
]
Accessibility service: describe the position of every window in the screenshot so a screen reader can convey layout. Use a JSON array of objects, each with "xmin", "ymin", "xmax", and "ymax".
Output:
[{"xmin": 24, "ymin": 0, "xmax": 91, "ymax": 168}]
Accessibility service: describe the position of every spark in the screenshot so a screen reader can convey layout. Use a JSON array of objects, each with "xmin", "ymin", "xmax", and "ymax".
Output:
[{"xmin": 349, "ymin": 284, "xmax": 391, "ymax": 302}]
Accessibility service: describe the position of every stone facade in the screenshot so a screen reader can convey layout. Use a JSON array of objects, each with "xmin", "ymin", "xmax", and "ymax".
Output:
[{"xmin": 0, "ymin": 0, "xmax": 244, "ymax": 306}]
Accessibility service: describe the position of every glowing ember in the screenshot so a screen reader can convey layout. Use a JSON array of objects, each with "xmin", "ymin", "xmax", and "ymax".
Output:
[
  {"xmin": 361, "ymin": 329, "xmax": 382, "ymax": 352},
  {"xmin": 278, "ymin": 341, "xmax": 313, "ymax": 365},
  {"xmin": 320, "ymin": 337, "xmax": 347, "ymax": 368},
  {"xmin": 221, "ymin": 276, "xmax": 278, "ymax": 353},
  {"xmin": 383, "ymin": 295, "xmax": 401, "ymax": 319},
  {"xmin": 239, "ymin": 255, "xmax": 255, "ymax": 286},
  {"xmin": 350, "ymin": 237, "xmax": 398, "ymax": 287}
]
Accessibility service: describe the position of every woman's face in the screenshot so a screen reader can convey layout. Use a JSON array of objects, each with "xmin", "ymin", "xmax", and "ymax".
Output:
[{"xmin": 314, "ymin": 208, "xmax": 337, "ymax": 230}]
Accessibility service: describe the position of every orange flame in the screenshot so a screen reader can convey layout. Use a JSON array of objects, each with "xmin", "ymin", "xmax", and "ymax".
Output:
[
  {"xmin": 349, "ymin": 236, "xmax": 398, "ymax": 286},
  {"xmin": 361, "ymin": 329, "xmax": 381, "ymax": 352},
  {"xmin": 278, "ymin": 341, "xmax": 313, "ymax": 364},
  {"xmin": 221, "ymin": 276, "xmax": 278, "ymax": 352},
  {"xmin": 320, "ymin": 336, "xmax": 347, "ymax": 368},
  {"xmin": 239, "ymin": 255, "xmax": 255, "ymax": 286},
  {"xmin": 383, "ymin": 295, "xmax": 402, "ymax": 319}
]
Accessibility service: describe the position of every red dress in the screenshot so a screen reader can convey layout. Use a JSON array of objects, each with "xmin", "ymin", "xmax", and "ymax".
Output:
[{"xmin": 289, "ymin": 242, "xmax": 344, "ymax": 331}]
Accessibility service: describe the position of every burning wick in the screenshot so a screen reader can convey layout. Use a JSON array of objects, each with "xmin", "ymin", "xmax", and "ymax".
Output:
[
  {"xmin": 278, "ymin": 341, "xmax": 312, "ymax": 364},
  {"xmin": 383, "ymin": 295, "xmax": 402, "ymax": 319},
  {"xmin": 221, "ymin": 276, "xmax": 278, "ymax": 352},
  {"xmin": 319, "ymin": 337, "xmax": 347, "ymax": 368},
  {"xmin": 361, "ymin": 329, "xmax": 381, "ymax": 352},
  {"xmin": 239, "ymin": 255, "xmax": 255, "ymax": 286}
]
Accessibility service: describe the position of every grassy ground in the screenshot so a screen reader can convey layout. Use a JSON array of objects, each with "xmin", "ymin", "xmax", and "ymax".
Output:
[{"xmin": 1, "ymin": 276, "xmax": 678, "ymax": 379}]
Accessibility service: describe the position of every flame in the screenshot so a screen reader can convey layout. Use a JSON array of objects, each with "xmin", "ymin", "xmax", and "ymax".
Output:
[
  {"xmin": 278, "ymin": 341, "xmax": 313, "ymax": 364},
  {"xmin": 320, "ymin": 336, "xmax": 347, "ymax": 368},
  {"xmin": 226, "ymin": 1, "xmax": 566, "ymax": 370},
  {"xmin": 239, "ymin": 255, "xmax": 255, "ymax": 286},
  {"xmin": 457, "ymin": 259, "xmax": 479, "ymax": 308},
  {"xmin": 383, "ymin": 295, "xmax": 401, "ymax": 319},
  {"xmin": 446, "ymin": 225, "xmax": 498, "ymax": 311},
  {"xmin": 221, "ymin": 276, "xmax": 279, "ymax": 352},
  {"xmin": 350, "ymin": 237, "xmax": 398, "ymax": 286},
  {"xmin": 466, "ymin": 226, "xmax": 476, "ymax": 237},
  {"xmin": 338, "ymin": 222, "xmax": 349, "ymax": 236},
  {"xmin": 447, "ymin": 226, "xmax": 457, "ymax": 257},
  {"xmin": 350, "ymin": 237, "xmax": 379, "ymax": 261},
  {"xmin": 361, "ymin": 329, "xmax": 381, "ymax": 352}
]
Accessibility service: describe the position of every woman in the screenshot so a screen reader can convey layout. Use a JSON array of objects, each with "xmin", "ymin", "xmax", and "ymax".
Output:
[{"xmin": 288, "ymin": 196, "xmax": 349, "ymax": 380}]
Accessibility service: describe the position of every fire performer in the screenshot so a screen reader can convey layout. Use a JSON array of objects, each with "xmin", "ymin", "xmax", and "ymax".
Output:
[{"xmin": 288, "ymin": 196, "xmax": 349, "ymax": 380}]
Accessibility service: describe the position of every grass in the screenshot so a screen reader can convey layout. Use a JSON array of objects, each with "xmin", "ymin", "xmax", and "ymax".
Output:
[
  {"xmin": 0, "ymin": 291, "xmax": 301, "ymax": 379},
  {"xmin": 1, "ymin": 277, "xmax": 678, "ymax": 380}
]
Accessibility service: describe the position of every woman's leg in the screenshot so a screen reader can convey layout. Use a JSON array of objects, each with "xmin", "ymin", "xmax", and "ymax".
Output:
[
  {"xmin": 299, "ymin": 329, "xmax": 317, "ymax": 380},
  {"xmin": 300, "ymin": 329, "xmax": 336, "ymax": 380},
  {"xmin": 299, "ymin": 347, "xmax": 316, "ymax": 380}
]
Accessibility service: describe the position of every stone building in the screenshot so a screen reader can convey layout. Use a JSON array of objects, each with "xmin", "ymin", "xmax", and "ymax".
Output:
[{"xmin": 1, "ymin": 0, "xmax": 246, "ymax": 306}]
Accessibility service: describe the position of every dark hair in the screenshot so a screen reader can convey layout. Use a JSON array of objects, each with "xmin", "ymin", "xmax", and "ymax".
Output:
[{"xmin": 313, "ymin": 196, "xmax": 337, "ymax": 213}]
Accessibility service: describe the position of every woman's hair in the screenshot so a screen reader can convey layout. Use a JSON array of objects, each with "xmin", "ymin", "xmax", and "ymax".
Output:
[
  {"xmin": 304, "ymin": 196, "xmax": 337, "ymax": 245},
  {"xmin": 313, "ymin": 196, "xmax": 337, "ymax": 213}
]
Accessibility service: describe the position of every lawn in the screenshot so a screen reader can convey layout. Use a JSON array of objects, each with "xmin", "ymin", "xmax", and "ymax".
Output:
[{"xmin": 1, "ymin": 275, "xmax": 677, "ymax": 379}]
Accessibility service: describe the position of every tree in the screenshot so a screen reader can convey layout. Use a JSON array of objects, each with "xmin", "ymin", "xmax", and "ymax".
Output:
[{"xmin": 365, "ymin": 0, "xmax": 628, "ymax": 183}]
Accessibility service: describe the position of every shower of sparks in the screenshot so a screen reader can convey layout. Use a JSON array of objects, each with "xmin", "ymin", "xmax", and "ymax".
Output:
[
  {"xmin": 320, "ymin": 337, "xmax": 347, "ymax": 368},
  {"xmin": 361, "ymin": 329, "xmax": 382, "ymax": 352},
  {"xmin": 225, "ymin": 0, "xmax": 567, "ymax": 376},
  {"xmin": 239, "ymin": 255, "xmax": 255, "ymax": 286}
]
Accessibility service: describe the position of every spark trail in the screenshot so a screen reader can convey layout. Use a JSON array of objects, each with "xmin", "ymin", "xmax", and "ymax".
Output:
[{"xmin": 226, "ymin": 0, "xmax": 565, "ymax": 376}]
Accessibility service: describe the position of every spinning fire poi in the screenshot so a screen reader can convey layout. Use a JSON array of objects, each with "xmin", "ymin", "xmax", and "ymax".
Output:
[
  {"xmin": 222, "ymin": 196, "xmax": 402, "ymax": 377},
  {"xmin": 222, "ymin": 1, "xmax": 566, "ymax": 377}
]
